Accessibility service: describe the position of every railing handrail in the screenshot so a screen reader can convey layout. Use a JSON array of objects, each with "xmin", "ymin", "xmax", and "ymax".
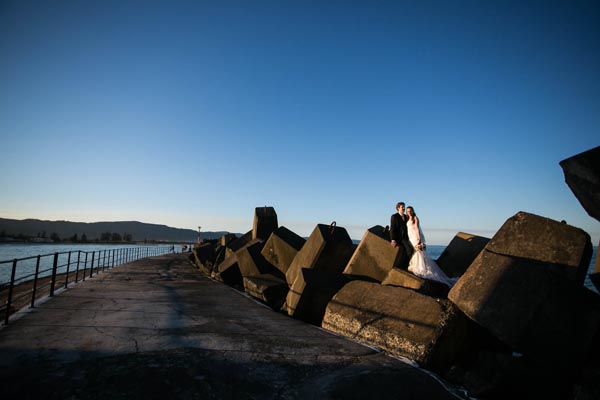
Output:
[
  {"xmin": 0, "ymin": 245, "xmax": 177, "ymax": 325},
  {"xmin": 0, "ymin": 245, "xmax": 157, "ymax": 265}
]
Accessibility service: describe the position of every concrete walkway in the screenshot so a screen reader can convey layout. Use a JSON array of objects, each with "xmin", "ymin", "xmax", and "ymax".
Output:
[{"xmin": 0, "ymin": 253, "xmax": 464, "ymax": 399}]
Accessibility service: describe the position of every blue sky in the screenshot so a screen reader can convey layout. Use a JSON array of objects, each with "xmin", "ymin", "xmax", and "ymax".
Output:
[{"xmin": 1, "ymin": 0, "xmax": 598, "ymax": 245}]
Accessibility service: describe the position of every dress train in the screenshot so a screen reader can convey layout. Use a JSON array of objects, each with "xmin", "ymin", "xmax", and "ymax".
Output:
[{"xmin": 406, "ymin": 220, "xmax": 456, "ymax": 287}]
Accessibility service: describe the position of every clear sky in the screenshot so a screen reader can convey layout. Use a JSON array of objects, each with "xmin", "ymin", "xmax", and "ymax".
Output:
[{"xmin": 1, "ymin": 0, "xmax": 598, "ymax": 245}]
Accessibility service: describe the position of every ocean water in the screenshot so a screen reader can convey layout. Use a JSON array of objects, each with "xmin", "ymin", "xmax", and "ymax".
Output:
[{"xmin": 0, "ymin": 243, "xmax": 179, "ymax": 284}]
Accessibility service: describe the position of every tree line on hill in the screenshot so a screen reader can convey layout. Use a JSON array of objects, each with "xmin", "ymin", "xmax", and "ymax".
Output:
[
  {"xmin": 0, "ymin": 230, "xmax": 136, "ymax": 243},
  {"xmin": 0, "ymin": 218, "xmax": 234, "ymax": 243}
]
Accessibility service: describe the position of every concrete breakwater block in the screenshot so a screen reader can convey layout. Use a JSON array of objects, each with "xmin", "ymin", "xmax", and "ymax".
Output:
[
  {"xmin": 285, "ymin": 223, "xmax": 354, "ymax": 289},
  {"xmin": 284, "ymin": 223, "xmax": 354, "ymax": 318},
  {"xmin": 243, "ymin": 273, "xmax": 289, "ymax": 310},
  {"xmin": 560, "ymin": 145, "xmax": 600, "ymax": 222},
  {"xmin": 322, "ymin": 280, "xmax": 470, "ymax": 372},
  {"xmin": 485, "ymin": 211, "xmax": 592, "ymax": 285},
  {"xmin": 193, "ymin": 243, "xmax": 216, "ymax": 274},
  {"xmin": 343, "ymin": 225, "xmax": 402, "ymax": 282},
  {"xmin": 261, "ymin": 226, "xmax": 306, "ymax": 275},
  {"xmin": 226, "ymin": 230, "xmax": 253, "ymax": 258},
  {"xmin": 213, "ymin": 255, "xmax": 242, "ymax": 288},
  {"xmin": 220, "ymin": 233, "xmax": 237, "ymax": 247},
  {"xmin": 235, "ymin": 238, "xmax": 283, "ymax": 279},
  {"xmin": 448, "ymin": 247, "xmax": 600, "ymax": 369},
  {"xmin": 382, "ymin": 268, "xmax": 450, "ymax": 298},
  {"xmin": 435, "ymin": 232, "xmax": 489, "ymax": 278},
  {"xmin": 285, "ymin": 268, "xmax": 353, "ymax": 325},
  {"xmin": 253, "ymin": 206, "xmax": 278, "ymax": 240}
]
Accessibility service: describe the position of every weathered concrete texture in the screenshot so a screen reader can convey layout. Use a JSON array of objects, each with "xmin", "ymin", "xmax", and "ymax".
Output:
[
  {"xmin": 0, "ymin": 253, "xmax": 461, "ymax": 400},
  {"xmin": 213, "ymin": 254, "xmax": 242, "ymax": 288},
  {"xmin": 284, "ymin": 223, "xmax": 355, "ymax": 319},
  {"xmin": 436, "ymin": 232, "xmax": 490, "ymax": 278},
  {"xmin": 253, "ymin": 206, "xmax": 278, "ymax": 240},
  {"xmin": 235, "ymin": 238, "xmax": 283, "ymax": 279},
  {"xmin": 261, "ymin": 226, "xmax": 306, "ymax": 275},
  {"xmin": 343, "ymin": 225, "xmax": 402, "ymax": 282},
  {"xmin": 560, "ymin": 145, "xmax": 600, "ymax": 222},
  {"xmin": 382, "ymin": 267, "xmax": 450, "ymax": 298},
  {"xmin": 225, "ymin": 230, "xmax": 252, "ymax": 258},
  {"xmin": 243, "ymin": 273, "xmax": 288, "ymax": 310},
  {"xmin": 192, "ymin": 242, "xmax": 215, "ymax": 274},
  {"xmin": 220, "ymin": 233, "xmax": 237, "ymax": 247},
  {"xmin": 449, "ymin": 249, "xmax": 600, "ymax": 370},
  {"xmin": 285, "ymin": 223, "xmax": 354, "ymax": 289},
  {"xmin": 286, "ymin": 269, "xmax": 352, "ymax": 325},
  {"xmin": 484, "ymin": 211, "xmax": 593, "ymax": 285},
  {"xmin": 322, "ymin": 281, "xmax": 471, "ymax": 373}
]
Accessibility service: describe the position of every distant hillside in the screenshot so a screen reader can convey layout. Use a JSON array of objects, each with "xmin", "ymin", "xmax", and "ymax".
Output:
[{"xmin": 0, "ymin": 218, "xmax": 234, "ymax": 243}]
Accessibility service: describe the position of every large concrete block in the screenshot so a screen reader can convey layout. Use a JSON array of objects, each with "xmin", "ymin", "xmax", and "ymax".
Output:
[
  {"xmin": 382, "ymin": 268, "xmax": 450, "ymax": 298},
  {"xmin": 484, "ymin": 211, "xmax": 592, "ymax": 285},
  {"xmin": 285, "ymin": 223, "xmax": 354, "ymax": 289},
  {"xmin": 253, "ymin": 206, "xmax": 278, "ymax": 240},
  {"xmin": 235, "ymin": 238, "xmax": 283, "ymax": 279},
  {"xmin": 226, "ymin": 230, "xmax": 253, "ymax": 258},
  {"xmin": 343, "ymin": 225, "xmax": 402, "ymax": 282},
  {"xmin": 192, "ymin": 242, "xmax": 216, "ymax": 275},
  {"xmin": 214, "ymin": 255, "xmax": 242, "ymax": 288},
  {"xmin": 435, "ymin": 232, "xmax": 490, "ymax": 278},
  {"xmin": 220, "ymin": 233, "xmax": 237, "ymax": 247},
  {"xmin": 286, "ymin": 269, "xmax": 351, "ymax": 325},
  {"xmin": 260, "ymin": 226, "xmax": 306, "ymax": 275},
  {"xmin": 322, "ymin": 281, "xmax": 472, "ymax": 372},
  {"xmin": 243, "ymin": 273, "xmax": 288, "ymax": 310},
  {"xmin": 560, "ymin": 145, "xmax": 600, "ymax": 222},
  {"xmin": 449, "ymin": 249, "xmax": 600, "ymax": 369}
]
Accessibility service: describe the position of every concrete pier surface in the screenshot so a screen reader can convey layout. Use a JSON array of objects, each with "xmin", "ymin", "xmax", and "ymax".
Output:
[{"xmin": 0, "ymin": 253, "xmax": 463, "ymax": 399}]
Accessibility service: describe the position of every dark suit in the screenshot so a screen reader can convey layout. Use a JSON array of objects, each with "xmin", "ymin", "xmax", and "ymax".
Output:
[{"xmin": 390, "ymin": 213, "xmax": 414, "ymax": 269}]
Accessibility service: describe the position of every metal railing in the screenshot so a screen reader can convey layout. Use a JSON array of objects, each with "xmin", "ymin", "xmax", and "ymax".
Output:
[{"xmin": 0, "ymin": 246, "xmax": 175, "ymax": 325}]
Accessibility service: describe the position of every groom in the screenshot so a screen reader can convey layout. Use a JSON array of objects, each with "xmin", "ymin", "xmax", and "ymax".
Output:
[{"xmin": 390, "ymin": 201, "xmax": 414, "ymax": 269}]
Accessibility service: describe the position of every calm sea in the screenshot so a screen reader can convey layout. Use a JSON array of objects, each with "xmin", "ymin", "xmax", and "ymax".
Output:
[
  {"xmin": 0, "ymin": 243, "xmax": 180, "ymax": 284},
  {"xmin": 0, "ymin": 243, "xmax": 597, "ymax": 292}
]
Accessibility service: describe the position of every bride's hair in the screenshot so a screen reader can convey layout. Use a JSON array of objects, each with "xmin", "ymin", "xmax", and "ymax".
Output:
[{"xmin": 407, "ymin": 206, "xmax": 417, "ymax": 217}]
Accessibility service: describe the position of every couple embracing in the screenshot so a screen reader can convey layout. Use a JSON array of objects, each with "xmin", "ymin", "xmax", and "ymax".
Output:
[{"xmin": 390, "ymin": 202, "xmax": 454, "ymax": 287}]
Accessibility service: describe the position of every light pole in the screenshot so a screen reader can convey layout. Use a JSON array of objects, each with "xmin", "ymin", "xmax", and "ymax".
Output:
[{"xmin": 197, "ymin": 226, "xmax": 201, "ymax": 245}]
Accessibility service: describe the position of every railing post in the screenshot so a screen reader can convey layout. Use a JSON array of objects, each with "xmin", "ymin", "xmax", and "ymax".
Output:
[
  {"xmin": 111, "ymin": 249, "xmax": 115, "ymax": 268},
  {"xmin": 49, "ymin": 253, "xmax": 59, "ymax": 297},
  {"xmin": 75, "ymin": 251, "xmax": 81, "ymax": 282},
  {"xmin": 31, "ymin": 255, "xmax": 41, "ymax": 308},
  {"xmin": 82, "ymin": 252, "xmax": 88, "ymax": 281},
  {"xmin": 65, "ymin": 251, "xmax": 72, "ymax": 288},
  {"xmin": 89, "ymin": 252, "xmax": 95, "ymax": 278},
  {"xmin": 4, "ymin": 259, "xmax": 18, "ymax": 325}
]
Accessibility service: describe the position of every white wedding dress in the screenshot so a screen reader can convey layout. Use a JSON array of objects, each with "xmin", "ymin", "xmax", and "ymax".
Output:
[{"xmin": 407, "ymin": 219, "xmax": 455, "ymax": 287}]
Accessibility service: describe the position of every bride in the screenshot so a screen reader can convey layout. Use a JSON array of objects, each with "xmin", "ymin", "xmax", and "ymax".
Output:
[{"xmin": 405, "ymin": 206, "xmax": 455, "ymax": 286}]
